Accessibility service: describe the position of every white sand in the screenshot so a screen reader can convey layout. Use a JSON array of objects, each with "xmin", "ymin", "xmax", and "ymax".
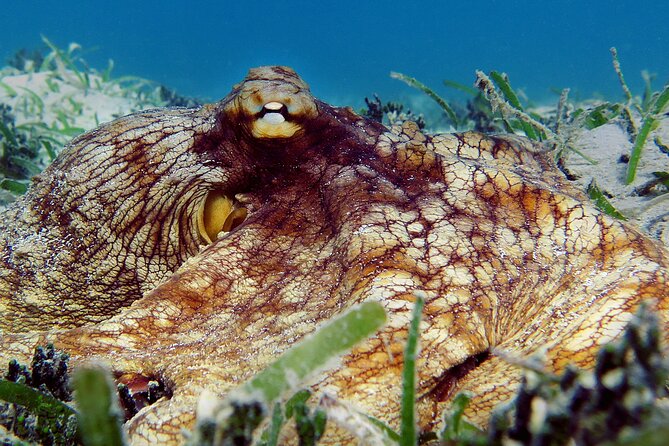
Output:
[
  {"xmin": 565, "ymin": 114, "xmax": 669, "ymax": 246},
  {"xmin": 0, "ymin": 69, "xmax": 160, "ymax": 145}
]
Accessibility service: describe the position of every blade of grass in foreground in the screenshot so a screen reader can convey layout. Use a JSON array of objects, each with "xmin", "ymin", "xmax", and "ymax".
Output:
[
  {"xmin": 188, "ymin": 302, "xmax": 387, "ymax": 446},
  {"xmin": 0, "ymin": 378, "xmax": 77, "ymax": 426},
  {"xmin": 242, "ymin": 301, "xmax": 387, "ymax": 404},
  {"xmin": 400, "ymin": 293, "xmax": 425, "ymax": 446},
  {"xmin": 73, "ymin": 367, "xmax": 126, "ymax": 446}
]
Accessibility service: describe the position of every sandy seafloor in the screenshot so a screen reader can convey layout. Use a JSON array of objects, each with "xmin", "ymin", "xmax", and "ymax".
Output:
[
  {"xmin": 567, "ymin": 114, "xmax": 669, "ymax": 247},
  {"xmin": 1, "ymin": 66, "xmax": 668, "ymax": 249}
]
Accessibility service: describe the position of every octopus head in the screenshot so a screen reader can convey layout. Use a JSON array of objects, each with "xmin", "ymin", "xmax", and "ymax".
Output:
[{"xmin": 225, "ymin": 66, "xmax": 319, "ymax": 139}]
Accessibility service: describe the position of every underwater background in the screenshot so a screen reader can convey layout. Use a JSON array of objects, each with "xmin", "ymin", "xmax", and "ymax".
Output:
[
  {"xmin": 2, "ymin": 0, "xmax": 669, "ymax": 108},
  {"xmin": 1, "ymin": 2, "xmax": 669, "ymax": 445}
]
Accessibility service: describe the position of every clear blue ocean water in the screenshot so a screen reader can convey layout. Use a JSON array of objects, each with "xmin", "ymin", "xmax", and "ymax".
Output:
[{"xmin": 2, "ymin": 0, "xmax": 668, "ymax": 108}]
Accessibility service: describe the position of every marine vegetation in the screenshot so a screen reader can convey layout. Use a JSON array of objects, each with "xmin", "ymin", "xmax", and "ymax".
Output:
[
  {"xmin": 0, "ymin": 37, "xmax": 201, "ymax": 205},
  {"xmin": 390, "ymin": 47, "xmax": 669, "ymax": 174},
  {"xmin": 363, "ymin": 94, "xmax": 426, "ymax": 130},
  {"xmin": 0, "ymin": 344, "xmax": 77, "ymax": 444},
  {"xmin": 2, "ymin": 302, "xmax": 668, "ymax": 445},
  {"xmin": 389, "ymin": 47, "xmax": 669, "ymax": 222}
]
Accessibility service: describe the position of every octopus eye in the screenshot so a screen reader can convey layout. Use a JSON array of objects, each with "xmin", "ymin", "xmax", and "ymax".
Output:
[
  {"xmin": 197, "ymin": 190, "xmax": 248, "ymax": 244},
  {"xmin": 251, "ymin": 101, "xmax": 304, "ymax": 139},
  {"xmin": 227, "ymin": 67, "xmax": 319, "ymax": 139},
  {"xmin": 260, "ymin": 101, "xmax": 288, "ymax": 124}
]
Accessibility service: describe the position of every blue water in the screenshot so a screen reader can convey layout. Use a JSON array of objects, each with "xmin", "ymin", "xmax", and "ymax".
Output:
[{"xmin": 2, "ymin": 0, "xmax": 668, "ymax": 108}]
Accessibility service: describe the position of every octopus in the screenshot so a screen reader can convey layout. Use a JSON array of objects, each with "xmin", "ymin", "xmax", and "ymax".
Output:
[{"xmin": 0, "ymin": 66, "xmax": 668, "ymax": 444}]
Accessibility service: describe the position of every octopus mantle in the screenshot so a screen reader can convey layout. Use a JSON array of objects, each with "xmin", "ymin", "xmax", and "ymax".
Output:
[{"xmin": 0, "ymin": 66, "xmax": 668, "ymax": 444}]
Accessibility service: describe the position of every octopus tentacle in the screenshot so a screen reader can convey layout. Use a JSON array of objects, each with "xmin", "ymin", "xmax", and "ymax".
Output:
[{"xmin": 0, "ymin": 107, "xmax": 230, "ymax": 330}]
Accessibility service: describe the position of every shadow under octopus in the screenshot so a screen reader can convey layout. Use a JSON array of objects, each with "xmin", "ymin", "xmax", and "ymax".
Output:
[{"xmin": 0, "ymin": 66, "xmax": 668, "ymax": 444}]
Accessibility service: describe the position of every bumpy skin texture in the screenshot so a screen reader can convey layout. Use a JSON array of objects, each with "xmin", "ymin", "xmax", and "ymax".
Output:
[{"xmin": 1, "ymin": 66, "xmax": 668, "ymax": 444}]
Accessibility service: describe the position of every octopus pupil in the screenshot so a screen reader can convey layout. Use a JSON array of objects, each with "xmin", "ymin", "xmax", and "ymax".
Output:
[{"xmin": 259, "ymin": 103, "xmax": 289, "ymax": 119}]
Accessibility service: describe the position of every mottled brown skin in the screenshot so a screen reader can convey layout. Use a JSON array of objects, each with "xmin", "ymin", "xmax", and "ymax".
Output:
[{"xmin": 0, "ymin": 66, "xmax": 668, "ymax": 444}]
